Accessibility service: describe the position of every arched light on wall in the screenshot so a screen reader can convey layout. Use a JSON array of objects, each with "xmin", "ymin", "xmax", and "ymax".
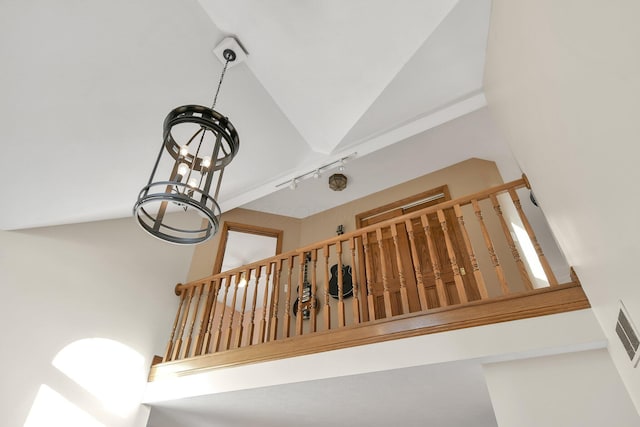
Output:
[{"xmin": 133, "ymin": 39, "xmax": 243, "ymax": 244}]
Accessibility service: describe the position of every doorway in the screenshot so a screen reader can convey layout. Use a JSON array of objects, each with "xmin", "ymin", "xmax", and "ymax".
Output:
[
  {"xmin": 356, "ymin": 186, "xmax": 479, "ymax": 320},
  {"xmin": 213, "ymin": 222, "xmax": 283, "ymax": 275}
]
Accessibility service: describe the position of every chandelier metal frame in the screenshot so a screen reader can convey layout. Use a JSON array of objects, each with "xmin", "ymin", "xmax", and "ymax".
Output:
[{"xmin": 133, "ymin": 47, "xmax": 240, "ymax": 244}]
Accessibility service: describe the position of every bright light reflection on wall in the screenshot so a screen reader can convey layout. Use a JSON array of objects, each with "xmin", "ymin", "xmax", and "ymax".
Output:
[
  {"xmin": 52, "ymin": 338, "xmax": 146, "ymax": 418},
  {"xmin": 511, "ymin": 223, "xmax": 548, "ymax": 286},
  {"xmin": 24, "ymin": 384, "xmax": 105, "ymax": 427}
]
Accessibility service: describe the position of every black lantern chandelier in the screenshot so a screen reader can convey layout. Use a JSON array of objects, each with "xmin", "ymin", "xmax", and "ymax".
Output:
[{"xmin": 133, "ymin": 43, "xmax": 241, "ymax": 244}]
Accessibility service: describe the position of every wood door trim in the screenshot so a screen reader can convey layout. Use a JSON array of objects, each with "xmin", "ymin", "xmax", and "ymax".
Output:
[
  {"xmin": 355, "ymin": 185, "xmax": 451, "ymax": 227},
  {"xmin": 212, "ymin": 222, "xmax": 284, "ymax": 275}
]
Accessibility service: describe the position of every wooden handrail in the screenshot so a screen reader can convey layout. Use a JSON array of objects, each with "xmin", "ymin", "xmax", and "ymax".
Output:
[{"xmin": 159, "ymin": 176, "xmax": 578, "ymax": 365}]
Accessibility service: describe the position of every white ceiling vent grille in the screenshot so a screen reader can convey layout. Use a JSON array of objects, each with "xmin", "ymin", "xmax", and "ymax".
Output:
[{"xmin": 616, "ymin": 302, "xmax": 640, "ymax": 367}]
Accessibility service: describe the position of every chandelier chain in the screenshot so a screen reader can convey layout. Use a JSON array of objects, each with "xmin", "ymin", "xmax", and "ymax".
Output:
[{"xmin": 211, "ymin": 58, "xmax": 230, "ymax": 111}]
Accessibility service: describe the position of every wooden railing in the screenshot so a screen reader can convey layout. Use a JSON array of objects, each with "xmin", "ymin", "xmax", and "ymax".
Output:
[{"xmin": 151, "ymin": 177, "xmax": 590, "ymax": 379}]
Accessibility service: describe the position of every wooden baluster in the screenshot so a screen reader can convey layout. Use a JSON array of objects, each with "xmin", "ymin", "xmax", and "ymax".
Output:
[
  {"xmin": 490, "ymin": 194, "xmax": 534, "ymax": 291},
  {"xmin": 212, "ymin": 277, "xmax": 231, "ymax": 353},
  {"xmin": 349, "ymin": 237, "xmax": 361, "ymax": 324},
  {"xmin": 172, "ymin": 286, "xmax": 195, "ymax": 360},
  {"xmin": 201, "ymin": 279, "xmax": 221, "ymax": 354},
  {"xmin": 362, "ymin": 233, "xmax": 377, "ymax": 320},
  {"xmin": 234, "ymin": 269, "xmax": 251, "ymax": 349},
  {"xmin": 472, "ymin": 199, "xmax": 509, "ymax": 295},
  {"xmin": 508, "ymin": 188, "xmax": 559, "ymax": 286},
  {"xmin": 195, "ymin": 280, "xmax": 215, "ymax": 356},
  {"xmin": 283, "ymin": 256, "xmax": 294, "ymax": 338},
  {"xmin": 437, "ymin": 209, "xmax": 468, "ymax": 304},
  {"xmin": 224, "ymin": 274, "xmax": 241, "ymax": 350},
  {"xmin": 269, "ymin": 259, "xmax": 283, "ymax": 342},
  {"xmin": 296, "ymin": 254, "xmax": 305, "ymax": 336},
  {"xmin": 421, "ymin": 214, "xmax": 448, "ymax": 307},
  {"xmin": 182, "ymin": 283, "xmax": 204, "ymax": 358},
  {"xmin": 310, "ymin": 249, "xmax": 318, "ymax": 333},
  {"xmin": 376, "ymin": 227, "xmax": 393, "ymax": 318},
  {"xmin": 164, "ymin": 286, "xmax": 187, "ymax": 362},
  {"xmin": 258, "ymin": 263, "xmax": 272, "ymax": 344},
  {"xmin": 454, "ymin": 204, "xmax": 489, "ymax": 300},
  {"xmin": 391, "ymin": 223, "xmax": 410, "ymax": 314},
  {"xmin": 246, "ymin": 266, "xmax": 261, "ymax": 346},
  {"xmin": 247, "ymin": 264, "xmax": 260, "ymax": 345},
  {"xmin": 336, "ymin": 241, "xmax": 346, "ymax": 327},
  {"xmin": 405, "ymin": 219, "xmax": 429, "ymax": 311},
  {"xmin": 323, "ymin": 245, "xmax": 331, "ymax": 330}
]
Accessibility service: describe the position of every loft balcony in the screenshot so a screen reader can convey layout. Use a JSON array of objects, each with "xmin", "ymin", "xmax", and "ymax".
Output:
[{"xmin": 148, "ymin": 174, "xmax": 589, "ymax": 382}]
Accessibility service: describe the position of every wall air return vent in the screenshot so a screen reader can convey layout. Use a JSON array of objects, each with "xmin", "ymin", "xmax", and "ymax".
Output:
[{"xmin": 616, "ymin": 301, "xmax": 640, "ymax": 367}]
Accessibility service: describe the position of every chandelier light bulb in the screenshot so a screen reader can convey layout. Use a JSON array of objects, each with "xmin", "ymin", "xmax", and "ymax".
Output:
[
  {"xmin": 202, "ymin": 156, "xmax": 211, "ymax": 169},
  {"xmin": 187, "ymin": 178, "xmax": 198, "ymax": 188},
  {"xmin": 179, "ymin": 145, "xmax": 189, "ymax": 156},
  {"xmin": 177, "ymin": 163, "xmax": 189, "ymax": 178}
]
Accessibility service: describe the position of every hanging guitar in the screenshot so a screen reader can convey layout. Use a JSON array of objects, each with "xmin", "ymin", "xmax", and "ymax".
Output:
[
  {"xmin": 329, "ymin": 225, "xmax": 354, "ymax": 299},
  {"xmin": 293, "ymin": 252, "xmax": 317, "ymax": 319}
]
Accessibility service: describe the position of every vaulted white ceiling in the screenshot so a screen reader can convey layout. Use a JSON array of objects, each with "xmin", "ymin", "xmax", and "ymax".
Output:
[
  {"xmin": 0, "ymin": 0, "xmax": 492, "ymax": 230},
  {"xmin": 198, "ymin": 0, "xmax": 459, "ymax": 154}
]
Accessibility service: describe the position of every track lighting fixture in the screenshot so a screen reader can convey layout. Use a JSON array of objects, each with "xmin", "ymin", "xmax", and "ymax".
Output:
[{"xmin": 280, "ymin": 153, "xmax": 356, "ymax": 191}]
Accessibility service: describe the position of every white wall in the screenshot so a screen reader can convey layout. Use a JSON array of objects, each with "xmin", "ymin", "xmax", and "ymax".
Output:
[
  {"xmin": 484, "ymin": 0, "xmax": 640, "ymax": 411},
  {"xmin": 484, "ymin": 349, "xmax": 640, "ymax": 427},
  {"xmin": 144, "ymin": 309, "xmax": 606, "ymax": 403},
  {"xmin": 0, "ymin": 217, "xmax": 193, "ymax": 426}
]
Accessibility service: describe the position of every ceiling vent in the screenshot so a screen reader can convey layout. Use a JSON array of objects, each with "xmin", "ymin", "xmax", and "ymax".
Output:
[{"xmin": 616, "ymin": 301, "xmax": 640, "ymax": 367}]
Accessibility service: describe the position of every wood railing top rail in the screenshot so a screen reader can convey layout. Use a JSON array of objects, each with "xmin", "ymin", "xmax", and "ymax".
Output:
[{"xmin": 176, "ymin": 177, "xmax": 528, "ymax": 292}]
